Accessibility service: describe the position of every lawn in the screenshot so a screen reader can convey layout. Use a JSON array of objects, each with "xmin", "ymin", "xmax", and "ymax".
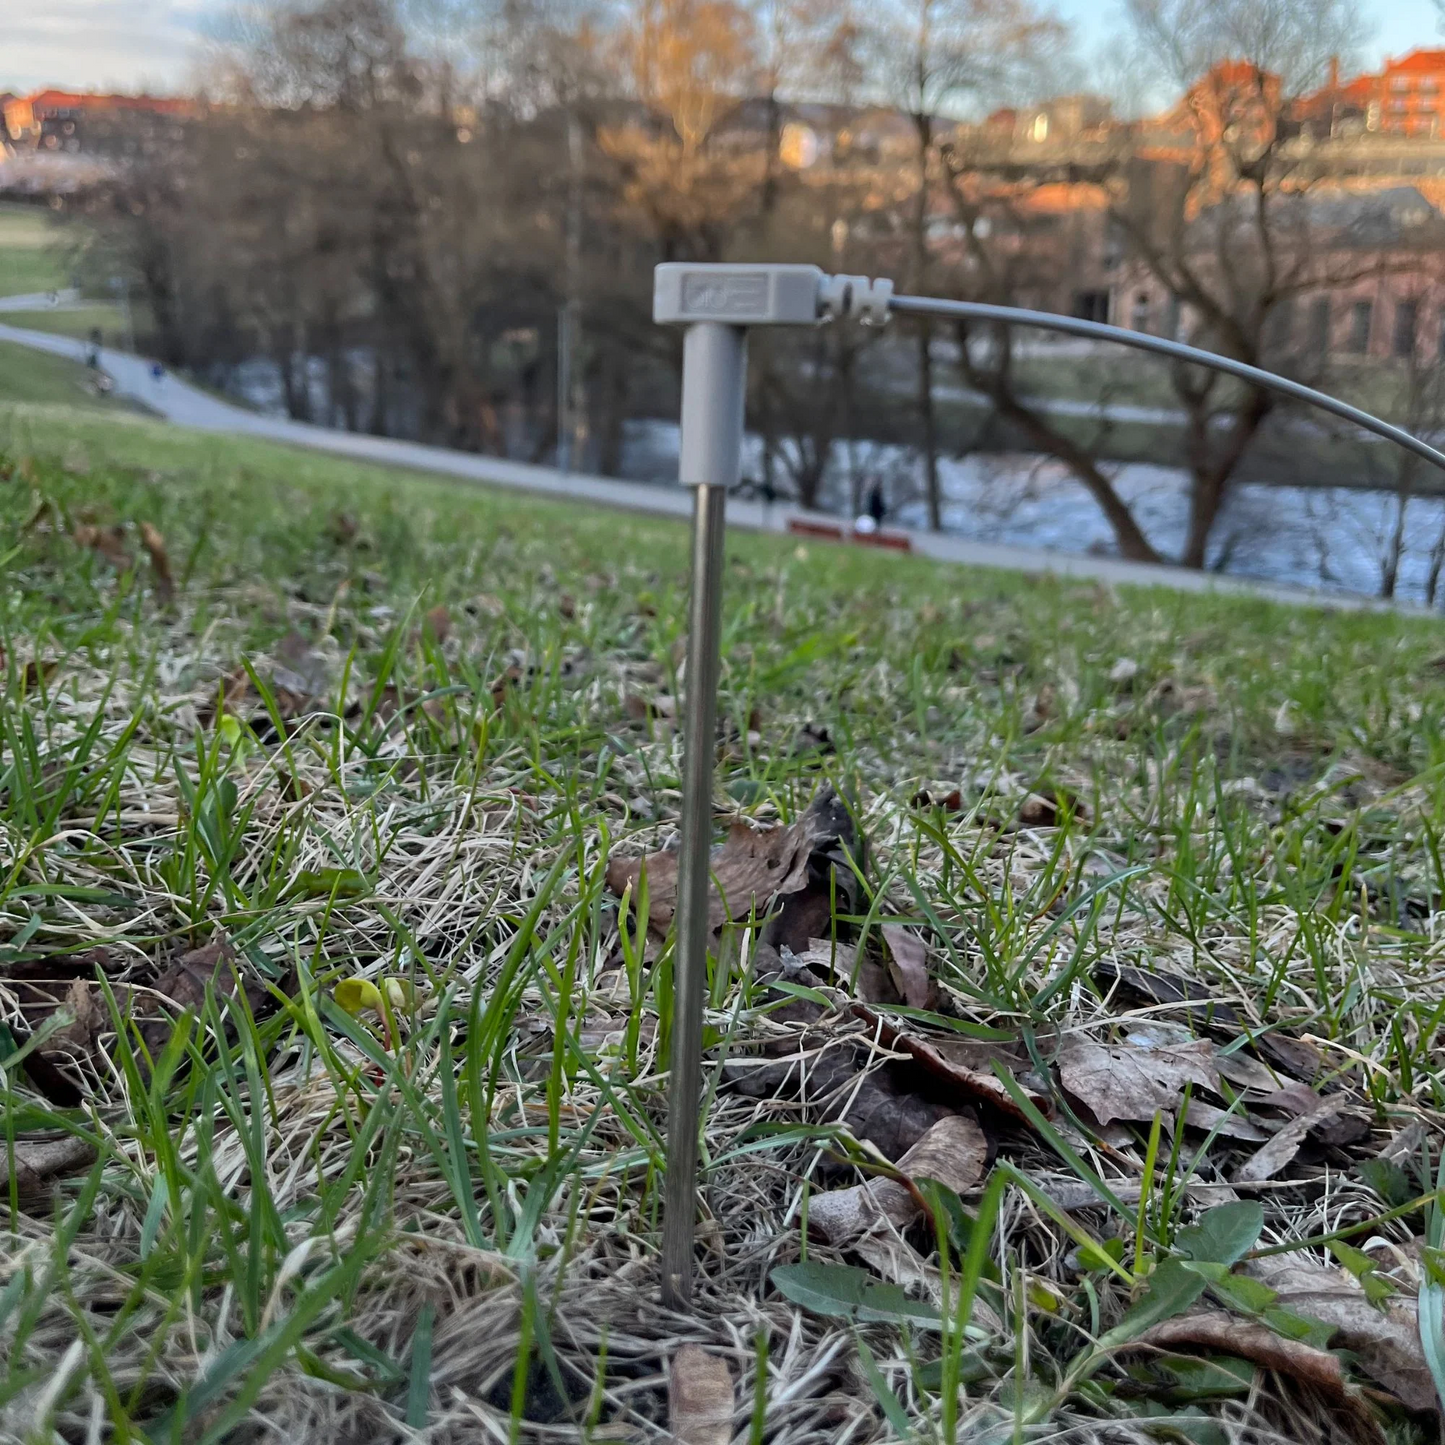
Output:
[
  {"xmin": 0, "ymin": 341, "xmax": 129, "ymax": 412},
  {"xmin": 0, "ymin": 302, "xmax": 138, "ymax": 345},
  {"xmin": 0, "ymin": 204, "xmax": 73, "ymax": 298},
  {"xmin": 5, "ymin": 401, "xmax": 1445, "ymax": 1443}
]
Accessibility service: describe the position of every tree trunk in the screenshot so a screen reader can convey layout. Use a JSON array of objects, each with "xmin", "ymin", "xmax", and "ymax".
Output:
[
  {"xmin": 956, "ymin": 323, "xmax": 1160, "ymax": 563},
  {"xmin": 1382, "ymin": 489, "xmax": 1409, "ymax": 600},
  {"xmin": 1179, "ymin": 388, "xmax": 1272, "ymax": 569}
]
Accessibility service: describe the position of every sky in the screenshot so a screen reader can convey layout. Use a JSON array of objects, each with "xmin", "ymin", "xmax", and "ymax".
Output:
[{"xmin": 2, "ymin": 0, "xmax": 1442, "ymax": 96}]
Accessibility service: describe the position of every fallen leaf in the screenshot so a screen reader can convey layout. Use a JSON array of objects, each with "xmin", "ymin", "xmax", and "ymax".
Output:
[
  {"xmin": 1109, "ymin": 657, "xmax": 1139, "ymax": 684},
  {"xmin": 0, "ymin": 1136, "xmax": 97, "ymax": 1197},
  {"xmin": 423, "ymin": 605, "xmax": 451, "ymax": 644},
  {"xmin": 1184, "ymin": 1099, "xmax": 1270, "ymax": 1143},
  {"xmin": 725, "ymin": 1039, "xmax": 958, "ymax": 1162},
  {"xmin": 50, "ymin": 977, "xmax": 101, "ymax": 1056},
  {"xmin": 849, "ymin": 1006, "xmax": 1050, "ymax": 1123},
  {"xmin": 881, "ymin": 925, "xmax": 932, "ymax": 1010},
  {"xmin": 138, "ymin": 522, "xmax": 174, "ymax": 601},
  {"xmin": 328, "ymin": 510, "xmax": 359, "ymax": 543},
  {"xmin": 72, "ymin": 522, "xmax": 131, "ymax": 569},
  {"xmin": 606, "ymin": 788, "xmax": 848, "ymax": 934},
  {"xmin": 807, "ymin": 1115, "xmax": 987, "ymax": 1244},
  {"xmin": 1017, "ymin": 786, "xmax": 1087, "ymax": 828},
  {"xmin": 138, "ymin": 935, "xmax": 269, "ymax": 1067},
  {"xmin": 668, "ymin": 1344, "xmax": 734, "ymax": 1445},
  {"xmin": 1245, "ymin": 1255, "xmax": 1436, "ymax": 1414},
  {"xmin": 1122, "ymin": 1312, "xmax": 1359, "ymax": 1410},
  {"xmin": 1233, "ymin": 1100, "xmax": 1342, "ymax": 1183},
  {"xmin": 1057, "ymin": 1033, "xmax": 1219, "ymax": 1126},
  {"xmin": 272, "ymin": 630, "xmax": 331, "ymax": 699},
  {"xmin": 1094, "ymin": 960, "xmax": 1241, "ymax": 1027}
]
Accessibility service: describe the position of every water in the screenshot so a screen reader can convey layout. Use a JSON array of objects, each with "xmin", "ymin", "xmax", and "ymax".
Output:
[
  {"xmin": 622, "ymin": 420, "xmax": 1445, "ymax": 605},
  {"xmin": 223, "ymin": 352, "xmax": 1445, "ymax": 605}
]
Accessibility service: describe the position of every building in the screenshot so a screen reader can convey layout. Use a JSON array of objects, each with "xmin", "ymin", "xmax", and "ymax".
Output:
[{"xmin": 2, "ymin": 90, "xmax": 191, "ymax": 152}]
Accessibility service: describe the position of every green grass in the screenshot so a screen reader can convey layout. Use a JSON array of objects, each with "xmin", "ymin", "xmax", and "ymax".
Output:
[
  {"xmin": 0, "ymin": 302, "xmax": 136, "ymax": 344},
  {"xmin": 0, "ymin": 343, "xmax": 128, "ymax": 411},
  {"xmin": 0, "ymin": 204, "xmax": 72, "ymax": 297},
  {"xmin": 4, "ymin": 400, "xmax": 1445, "ymax": 1442}
]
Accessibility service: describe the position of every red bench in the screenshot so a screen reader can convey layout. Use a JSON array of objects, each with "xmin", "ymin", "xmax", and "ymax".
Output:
[{"xmin": 787, "ymin": 518, "xmax": 913, "ymax": 552}]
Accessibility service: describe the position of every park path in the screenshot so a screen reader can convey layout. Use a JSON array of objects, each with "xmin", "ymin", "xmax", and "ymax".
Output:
[{"xmin": 0, "ymin": 306, "xmax": 1411, "ymax": 612}]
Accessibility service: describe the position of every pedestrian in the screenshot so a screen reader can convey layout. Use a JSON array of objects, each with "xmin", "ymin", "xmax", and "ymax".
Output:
[
  {"xmin": 867, "ymin": 481, "xmax": 887, "ymax": 528},
  {"xmin": 151, "ymin": 361, "xmax": 164, "ymax": 384}
]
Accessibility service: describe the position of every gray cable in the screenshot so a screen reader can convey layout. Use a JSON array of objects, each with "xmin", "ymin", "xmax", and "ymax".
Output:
[{"xmin": 888, "ymin": 292, "xmax": 1445, "ymax": 476}]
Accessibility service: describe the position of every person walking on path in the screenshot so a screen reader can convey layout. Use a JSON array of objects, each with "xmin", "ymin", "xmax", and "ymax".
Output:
[{"xmin": 866, "ymin": 482, "xmax": 886, "ymax": 528}]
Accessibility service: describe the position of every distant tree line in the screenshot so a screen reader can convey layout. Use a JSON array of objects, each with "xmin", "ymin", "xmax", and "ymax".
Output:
[{"xmin": 72, "ymin": 0, "xmax": 1445, "ymax": 576}]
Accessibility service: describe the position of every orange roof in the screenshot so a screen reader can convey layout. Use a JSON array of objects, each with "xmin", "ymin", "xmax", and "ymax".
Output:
[
  {"xmin": 1384, "ymin": 50, "xmax": 1445, "ymax": 75},
  {"xmin": 22, "ymin": 89, "xmax": 190, "ymax": 114},
  {"xmin": 1022, "ymin": 182, "xmax": 1109, "ymax": 213}
]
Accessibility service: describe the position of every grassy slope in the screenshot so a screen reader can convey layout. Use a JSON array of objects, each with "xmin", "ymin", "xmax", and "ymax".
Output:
[
  {"xmin": 4, "ymin": 402, "xmax": 1445, "ymax": 1442},
  {"xmin": 0, "ymin": 342, "xmax": 127, "ymax": 411},
  {"xmin": 0, "ymin": 204, "xmax": 71, "ymax": 297},
  {"xmin": 1, "ymin": 302, "xmax": 135, "ymax": 343}
]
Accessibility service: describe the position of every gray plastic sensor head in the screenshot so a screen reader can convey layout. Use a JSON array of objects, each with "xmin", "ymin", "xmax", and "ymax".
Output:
[{"xmin": 653, "ymin": 263, "xmax": 892, "ymax": 327}]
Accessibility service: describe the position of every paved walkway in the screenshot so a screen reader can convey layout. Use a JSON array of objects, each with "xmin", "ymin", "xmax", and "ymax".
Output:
[{"xmin": 0, "ymin": 312, "xmax": 1418, "ymax": 613}]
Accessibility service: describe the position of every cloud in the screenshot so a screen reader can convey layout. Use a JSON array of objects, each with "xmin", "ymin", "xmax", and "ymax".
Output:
[{"xmin": 1, "ymin": 1, "xmax": 227, "ymax": 93}]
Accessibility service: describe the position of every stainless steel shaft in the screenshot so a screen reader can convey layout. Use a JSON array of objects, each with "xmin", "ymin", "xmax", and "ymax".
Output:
[{"xmin": 660, "ymin": 481, "xmax": 728, "ymax": 1309}]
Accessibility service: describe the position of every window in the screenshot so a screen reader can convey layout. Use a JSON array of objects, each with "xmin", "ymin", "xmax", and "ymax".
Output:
[
  {"xmin": 1392, "ymin": 76, "xmax": 1412, "ymax": 91},
  {"xmin": 1266, "ymin": 298, "xmax": 1295, "ymax": 352},
  {"xmin": 1072, "ymin": 290, "xmax": 1110, "ymax": 324},
  {"xmin": 1348, "ymin": 299, "xmax": 1373, "ymax": 354},
  {"xmin": 1308, "ymin": 296, "xmax": 1331, "ymax": 354},
  {"xmin": 1394, "ymin": 300, "xmax": 1419, "ymax": 358},
  {"xmin": 1132, "ymin": 292, "xmax": 1151, "ymax": 333}
]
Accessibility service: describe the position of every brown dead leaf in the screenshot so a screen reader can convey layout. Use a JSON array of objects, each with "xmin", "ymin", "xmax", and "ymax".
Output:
[
  {"xmin": 1057, "ymin": 1032, "xmax": 1219, "ymax": 1126},
  {"xmin": 139, "ymin": 935, "xmax": 269, "ymax": 1067},
  {"xmin": 910, "ymin": 787, "xmax": 963, "ymax": 812},
  {"xmin": 808, "ymin": 1115, "xmax": 987, "ymax": 1244},
  {"xmin": 275, "ymin": 768, "xmax": 314, "ymax": 802},
  {"xmin": 1094, "ymin": 960, "xmax": 1241, "ymax": 1027},
  {"xmin": 1245, "ymin": 1255, "xmax": 1436, "ymax": 1414},
  {"xmin": 73, "ymin": 522, "xmax": 131, "ymax": 570},
  {"xmin": 1183, "ymin": 1099, "xmax": 1270, "ymax": 1142},
  {"xmin": 0, "ymin": 1136, "xmax": 97, "ymax": 1198},
  {"xmin": 272, "ymin": 630, "xmax": 330, "ymax": 699},
  {"xmin": 1233, "ymin": 1099, "xmax": 1342, "ymax": 1183},
  {"xmin": 327, "ymin": 510, "xmax": 359, "ymax": 544},
  {"xmin": 490, "ymin": 663, "xmax": 522, "ymax": 707},
  {"xmin": 138, "ymin": 521, "xmax": 174, "ymax": 601},
  {"xmin": 668, "ymin": 1344, "xmax": 734, "ymax": 1445},
  {"xmin": 1017, "ymin": 786, "xmax": 1087, "ymax": 828},
  {"xmin": 1122, "ymin": 1312, "xmax": 1380, "ymax": 1435},
  {"xmin": 49, "ymin": 978, "xmax": 100, "ymax": 1059},
  {"xmin": 850, "ymin": 1005, "xmax": 1050, "ymax": 1123},
  {"xmin": 606, "ymin": 789, "xmax": 847, "ymax": 934},
  {"xmin": 19, "ymin": 658, "xmax": 58, "ymax": 691},
  {"xmin": 881, "ymin": 925, "xmax": 932, "ymax": 1010},
  {"xmin": 423, "ymin": 605, "xmax": 452, "ymax": 644}
]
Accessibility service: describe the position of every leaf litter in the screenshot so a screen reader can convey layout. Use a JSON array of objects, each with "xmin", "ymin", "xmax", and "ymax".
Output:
[{"xmin": 8, "ymin": 440, "xmax": 1445, "ymax": 1444}]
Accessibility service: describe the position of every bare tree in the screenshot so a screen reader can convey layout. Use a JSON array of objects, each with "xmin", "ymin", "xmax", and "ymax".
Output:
[
  {"xmin": 865, "ymin": 0, "xmax": 1063, "ymax": 529},
  {"xmin": 1111, "ymin": 0, "xmax": 1372, "ymax": 567}
]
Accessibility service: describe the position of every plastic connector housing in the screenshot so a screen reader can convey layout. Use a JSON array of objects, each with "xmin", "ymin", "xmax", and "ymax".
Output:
[{"xmin": 654, "ymin": 264, "xmax": 825, "ymax": 327}]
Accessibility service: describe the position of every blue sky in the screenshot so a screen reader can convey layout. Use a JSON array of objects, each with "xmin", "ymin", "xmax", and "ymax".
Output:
[{"xmin": 3, "ymin": 0, "xmax": 1442, "ymax": 95}]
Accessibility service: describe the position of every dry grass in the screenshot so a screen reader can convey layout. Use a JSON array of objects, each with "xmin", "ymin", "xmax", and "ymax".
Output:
[{"xmin": 4, "ymin": 412, "xmax": 1445, "ymax": 1443}]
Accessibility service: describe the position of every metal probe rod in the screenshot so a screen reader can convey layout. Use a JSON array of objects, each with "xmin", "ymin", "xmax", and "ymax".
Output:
[
  {"xmin": 889, "ymin": 292, "xmax": 1445, "ymax": 478},
  {"xmin": 661, "ymin": 321, "xmax": 746, "ymax": 1310}
]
